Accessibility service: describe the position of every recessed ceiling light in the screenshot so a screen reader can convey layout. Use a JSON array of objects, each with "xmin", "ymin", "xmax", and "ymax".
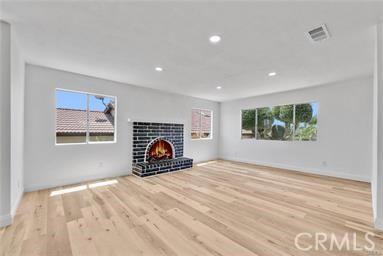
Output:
[
  {"xmin": 155, "ymin": 67, "xmax": 163, "ymax": 72},
  {"xmin": 268, "ymin": 72, "xmax": 277, "ymax": 77},
  {"xmin": 209, "ymin": 35, "xmax": 221, "ymax": 44},
  {"xmin": 216, "ymin": 86, "xmax": 222, "ymax": 90}
]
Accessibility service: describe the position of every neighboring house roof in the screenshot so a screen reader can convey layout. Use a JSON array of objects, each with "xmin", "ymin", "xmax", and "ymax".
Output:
[
  {"xmin": 56, "ymin": 108, "xmax": 114, "ymax": 135},
  {"xmin": 191, "ymin": 109, "xmax": 212, "ymax": 133}
]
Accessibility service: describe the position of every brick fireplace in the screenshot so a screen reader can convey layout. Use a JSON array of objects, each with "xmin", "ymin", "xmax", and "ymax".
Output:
[{"xmin": 132, "ymin": 122, "xmax": 193, "ymax": 177}]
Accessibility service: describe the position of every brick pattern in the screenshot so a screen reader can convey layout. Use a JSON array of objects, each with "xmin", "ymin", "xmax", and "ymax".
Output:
[
  {"xmin": 133, "ymin": 157, "xmax": 193, "ymax": 177},
  {"xmin": 133, "ymin": 122, "xmax": 184, "ymax": 164},
  {"xmin": 132, "ymin": 122, "xmax": 193, "ymax": 177}
]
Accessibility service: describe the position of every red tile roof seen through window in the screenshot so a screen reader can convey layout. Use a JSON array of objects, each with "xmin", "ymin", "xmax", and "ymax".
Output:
[{"xmin": 56, "ymin": 108, "xmax": 114, "ymax": 135}]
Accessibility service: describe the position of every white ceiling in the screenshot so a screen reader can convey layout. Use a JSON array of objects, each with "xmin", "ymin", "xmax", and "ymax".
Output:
[{"xmin": 1, "ymin": 1, "xmax": 383, "ymax": 101}]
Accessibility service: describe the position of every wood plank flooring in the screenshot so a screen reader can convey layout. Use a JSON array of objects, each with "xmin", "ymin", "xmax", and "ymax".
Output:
[{"xmin": 1, "ymin": 160, "xmax": 382, "ymax": 256}]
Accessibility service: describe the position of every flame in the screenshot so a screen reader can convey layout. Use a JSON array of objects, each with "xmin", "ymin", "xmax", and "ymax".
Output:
[
  {"xmin": 149, "ymin": 139, "xmax": 172, "ymax": 160},
  {"xmin": 155, "ymin": 140, "xmax": 167, "ymax": 157}
]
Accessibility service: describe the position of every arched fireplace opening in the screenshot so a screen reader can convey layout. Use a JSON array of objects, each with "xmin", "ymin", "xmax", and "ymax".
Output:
[{"xmin": 145, "ymin": 138, "xmax": 175, "ymax": 162}]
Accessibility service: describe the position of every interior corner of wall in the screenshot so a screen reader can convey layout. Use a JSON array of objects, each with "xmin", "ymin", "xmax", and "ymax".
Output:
[
  {"xmin": 11, "ymin": 188, "xmax": 24, "ymax": 218},
  {"xmin": 0, "ymin": 214, "xmax": 12, "ymax": 228}
]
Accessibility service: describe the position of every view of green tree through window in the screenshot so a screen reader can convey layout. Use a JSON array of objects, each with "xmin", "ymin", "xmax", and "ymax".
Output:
[
  {"xmin": 294, "ymin": 103, "xmax": 318, "ymax": 141},
  {"xmin": 271, "ymin": 104, "xmax": 294, "ymax": 140},
  {"xmin": 241, "ymin": 109, "xmax": 256, "ymax": 138},
  {"xmin": 241, "ymin": 102, "xmax": 318, "ymax": 141},
  {"xmin": 257, "ymin": 107, "xmax": 273, "ymax": 140}
]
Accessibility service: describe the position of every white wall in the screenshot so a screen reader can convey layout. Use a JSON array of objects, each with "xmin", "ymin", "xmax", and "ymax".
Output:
[
  {"xmin": 372, "ymin": 22, "xmax": 383, "ymax": 230},
  {"xmin": 0, "ymin": 21, "xmax": 11, "ymax": 227},
  {"xmin": 24, "ymin": 64, "xmax": 220, "ymax": 191},
  {"xmin": 0, "ymin": 20, "xmax": 26, "ymax": 227},
  {"xmin": 220, "ymin": 76, "xmax": 373, "ymax": 182},
  {"xmin": 10, "ymin": 29, "xmax": 24, "ymax": 217}
]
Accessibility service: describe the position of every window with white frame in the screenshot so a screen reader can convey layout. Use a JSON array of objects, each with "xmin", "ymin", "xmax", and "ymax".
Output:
[
  {"xmin": 55, "ymin": 89, "xmax": 116, "ymax": 144},
  {"xmin": 191, "ymin": 109, "xmax": 213, "ymax": 139},
  {"xmin": 241, "ymin": 102, "xmax": 318, "ymax": 141}
]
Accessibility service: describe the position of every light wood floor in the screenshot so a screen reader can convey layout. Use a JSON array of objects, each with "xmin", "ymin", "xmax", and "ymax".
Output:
[{"xmin": 1, "ymin": 160, "xmax": 382, "ymax": 256}]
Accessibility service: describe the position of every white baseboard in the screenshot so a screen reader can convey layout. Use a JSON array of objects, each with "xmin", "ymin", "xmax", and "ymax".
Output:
[
  {"xmin": 11, "ymin": 188, "xmax": 24, "ymax": 218},
  {"xmin": 24, "ymin": 170, "xmax": 132, "ymax": 192},
  {"xmin": 220, "ymin": 157, "xmax": 371, "ymax": 182},
  {"xmin": 0, "ymin": 189, "xmax": 25, "ymax": 228},
  {"xmin": 0, "ymin": 214, "xmax": 12, "ymax": 228},
  {"xmin": 0, "ymin": 189, "xmax": 24, "ymax": 228},
  {"xmin": 375, "ymin": 218, "xmax": 383, "ymax": 230}
]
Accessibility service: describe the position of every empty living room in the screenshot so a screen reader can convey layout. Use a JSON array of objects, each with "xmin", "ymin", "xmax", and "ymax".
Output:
[{"xmin": 1, "ymin": 1, "xmax": 383, "ymax": 255}]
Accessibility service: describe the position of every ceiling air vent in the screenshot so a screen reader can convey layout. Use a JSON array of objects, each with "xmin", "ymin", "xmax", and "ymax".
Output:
[{"xmin": 307, "ymin": 24, "xmax": 330, "ymax": 42}]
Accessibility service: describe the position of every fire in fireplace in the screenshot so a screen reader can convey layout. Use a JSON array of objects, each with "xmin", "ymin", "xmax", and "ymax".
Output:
[{"xmin": 146, "ymin": 138, "xmax": 174, "ymax": 162}]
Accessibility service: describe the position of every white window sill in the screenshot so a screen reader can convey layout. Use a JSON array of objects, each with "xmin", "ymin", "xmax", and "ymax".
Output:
[
  {"xmin": 191, "ymin": 138, "xmax": 213, "ymax": 141},
  {"xmin": 55, "ymin": 141, "xmax": 117, "ymax": 146}
]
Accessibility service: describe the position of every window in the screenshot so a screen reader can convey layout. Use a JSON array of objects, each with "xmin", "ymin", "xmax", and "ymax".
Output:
[
  {"xmin": 191, "ymin": 109, "xmax": 212, "ymax": 139},
  {"xmin": 257, "ymin": 107, "xmax": 273, "ymax": 140},
  {"xmin": 241, "ymin": 109, "xmax": 256, "ymax": 139},
  {"xmin": 241, "ymin": 102, "xmax": 318, "ymax": 141},
  {"xmin": 56, "ymin": 89, "xmax": 116, "ymax": 144},
  {"xmin": 270, "ymin": 104, "xmax": 294, "ymax": 141},
  {"xmin": 294, "ymin": 102, "xmax": 318, "ymax": 141}
]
